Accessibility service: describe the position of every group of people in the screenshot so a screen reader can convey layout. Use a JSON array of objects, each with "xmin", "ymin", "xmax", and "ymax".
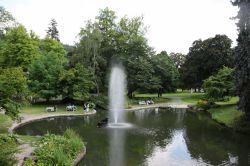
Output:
[
  {"xmin": 138, "ymin": 99, "xmax": 154, "ymax": 105},
  {"xmin": 46, "ymin": 102, "xmax": 94, "ymax": 112}
]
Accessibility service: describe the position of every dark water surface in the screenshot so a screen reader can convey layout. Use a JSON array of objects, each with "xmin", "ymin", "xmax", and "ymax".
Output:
[{"xmin": 15, "ymin": 108, "xmax": 250, "ymax": 166}]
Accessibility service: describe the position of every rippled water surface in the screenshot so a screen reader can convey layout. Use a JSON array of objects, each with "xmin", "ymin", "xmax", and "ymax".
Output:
[{"xmin": 15, "ymin": 108, "xmax": 250, "ymax": 166}]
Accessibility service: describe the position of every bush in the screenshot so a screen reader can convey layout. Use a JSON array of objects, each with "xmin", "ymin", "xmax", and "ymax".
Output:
[
  {"xmin": 0, "ymin": 134, "xmax": 18, "ymax": 166},
  {"xmin": 88, "ymin": 95, "xmax": 107, "ymax": 110},
  {"xmin": 0, "ymin": 99, "xmax": 20, "ymax": 119},
  {"xmin": 34, "ymin": 129, "xmax": 84, "ymax": 166},
  {"xmin": 197, "ymin": 100, "xmax": 214, "ymax": 110},
  {"xmin": 23, "ymin": 158, "xmax": 36, "ymax": 166}
]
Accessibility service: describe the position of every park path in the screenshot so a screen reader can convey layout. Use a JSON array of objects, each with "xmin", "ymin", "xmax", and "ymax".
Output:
[
  {"xmin": 15, "ymin": 143, "xmax": 34, "ymax": 166},
  {"xmin": 126, "ymin": 96, "xmax": 188, "ymax": 111}
]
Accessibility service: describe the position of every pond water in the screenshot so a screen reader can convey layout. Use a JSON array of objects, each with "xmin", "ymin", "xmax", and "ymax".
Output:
[{"xmin": 15, "ymin": 108, "xmax": 250, "ymax": 166}]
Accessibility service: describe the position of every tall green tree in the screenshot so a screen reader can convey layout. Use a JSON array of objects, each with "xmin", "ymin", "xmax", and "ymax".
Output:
[
  {"xmin": 28, "ymin": 38, "xmax": 66, "ymax": 101},
  {"xmin": 152, "ymin": 51, "xmax": 179, "ymax": 97},
  {"xmin": 169, "ymin": 52, "xmax": 186, "ymax": 69},
  {"xmin": 180, "ymin": 35, "xmax": 234, "ymax": 90},
  {"xmin": 232, "ymin": 0, "xmax": 250, "ymax": 115},
  {"xmin": 116, "ymin": 16, "xmax": 155, "ymax": 97},
  {"xmin": 59, "ymin": 63, "xmax": 93, "ymax": 101},
  {"xmin": 0, "ymin": 25, "xmax": 40, "ymax": 71},
  {"xmin": 0, "ymin": 67, "xmax": 28, "ymax": 118},
  {"xmin": 46, "ymin": 19, "xmax": 60, "ymax": 41},
  {"xmin": 75, "ymin": 21, "xmax": 103, "ymax": 94}
]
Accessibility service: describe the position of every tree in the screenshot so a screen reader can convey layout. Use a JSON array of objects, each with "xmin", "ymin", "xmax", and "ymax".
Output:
[
  {"xmin": 0, "ymin": 25, "xmax": 40, "ymax": 71},
  {"xmin": 75, "ymin": 21, "xmax": 103, "ymax": 94},
  {"xmin": 152, "ymin": 51, "xmax": 179, "ymax": 96},
  {"xmin": 169, "ymin": 52, "xmax": 186, "ymax": 69},
  {"xmin": 127, "ymin": 56, "xmax": 156, "ymax": 98},
  {"xmin": 180, "ymin": 35, "xmax": 234, "ymax": 90},
  {"xmin": 0, "ymin": 6, "xmax": 16, "ymax": 36},
  {"xmin": 0, "ymin": 67, "xmax": 28, "ymax": 118},
  {"xmin": 232, "ymin": 0, "xmax": 250, "ymax": 115},
  {"xmin": 28, "ymin": 38, "xmax": 66, "ymax": 101},
  {"xmin": 59, "ymin": 63, "xmax": 93, "ymax": 101},
  {"xmin": 203, "ymin": 67, "xmax": 235, "ymax": 102},
  {"xmin": 116, "ymin": 16, "xmax": 156, "ymax": 97},
  {"xmin": 46, "ymin": 19, "xmax": 60, "ymax": 41}
]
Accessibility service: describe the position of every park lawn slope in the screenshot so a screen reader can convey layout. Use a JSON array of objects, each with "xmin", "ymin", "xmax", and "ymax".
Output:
[
  {"xmin": 134, "ymin": 92, "xmax": 204, "ymax": 105},
  {"xmin": 208, "ymin": 97, "xmax": 243, "ymax": 128},
  {"xmin": 208, "ymin": 105, "xmax": 243, "ymax": 127}
]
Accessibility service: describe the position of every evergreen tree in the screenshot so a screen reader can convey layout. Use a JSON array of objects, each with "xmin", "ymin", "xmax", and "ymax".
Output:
[
  {"xmin": 46, "ymin": 19, "xmax": 60, "ymax": 41},
  {"xmin": 232, "ymin": 0, "xmax": 250, "ymax": 115}
]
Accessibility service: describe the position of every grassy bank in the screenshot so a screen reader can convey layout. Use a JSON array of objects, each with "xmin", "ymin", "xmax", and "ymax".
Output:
[
  {"xmin": 134, "ymin": 91, "xmax": 204, "ymax": 105},
  {"xmin": 20, "ymin": 104, "xmax": 86, "ymax": 115},
  {"xmin": 208, "ymin": 97, "xmax": 243, "ymax": 128}
]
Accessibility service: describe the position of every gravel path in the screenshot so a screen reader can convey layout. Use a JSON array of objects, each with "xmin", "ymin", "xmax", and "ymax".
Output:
[{"xmin": 15, "ymin": 144, "xmax": 34, "ymax": 166}]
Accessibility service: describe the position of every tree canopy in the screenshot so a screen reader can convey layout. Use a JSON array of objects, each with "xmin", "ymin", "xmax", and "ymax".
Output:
[
  {"xmin": 203, "ymin": 67, "xmax": 235, "ymax": 102},
  {"xmin": 180, "ymin": 35, "xmax": 234, "ymax": 90},
  {"xmin": 46, "ymin": 19, "xmax": 60, "ymax": 41},
  {"xmin": 232, "ymin": 0, "xmax": 250, "ymax": 115}
]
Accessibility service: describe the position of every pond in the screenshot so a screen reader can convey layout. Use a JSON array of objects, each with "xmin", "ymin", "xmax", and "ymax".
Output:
[{"xmin": 15, "ymin": 108, "xmax": 250, "ymax": 166}]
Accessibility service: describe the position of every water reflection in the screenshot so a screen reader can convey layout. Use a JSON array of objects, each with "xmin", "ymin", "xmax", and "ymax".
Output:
[
  {"xmin": 109, "ymin": 129, "xmax": 125, "ymax": 166},
  {"xmin": 147, "ymin": 130, "xmax": 204, "ymax": 166},
  {"xmin": 14, "ymin": 108, "xmax": 250, "ymax": 166}
]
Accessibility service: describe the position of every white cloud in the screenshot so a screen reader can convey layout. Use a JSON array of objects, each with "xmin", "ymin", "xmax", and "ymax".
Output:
[{"xmin": 2, "ymin": 0, "xmax": 238, "ymax": 54}]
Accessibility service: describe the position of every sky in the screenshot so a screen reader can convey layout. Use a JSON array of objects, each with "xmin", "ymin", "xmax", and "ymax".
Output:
[{"xmin": 1, "ymin": 0, "xmax": 239, "ymax": 54}]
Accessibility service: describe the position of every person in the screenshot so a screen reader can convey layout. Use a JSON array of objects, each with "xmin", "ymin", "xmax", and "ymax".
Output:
[{"xmin": 54, "ymin": 105, "xmax": 57, "ymax": 112}]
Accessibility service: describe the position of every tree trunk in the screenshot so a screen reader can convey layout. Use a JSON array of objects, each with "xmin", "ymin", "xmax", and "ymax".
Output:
[{"xmin": 127, "ymin": 90, "xmax": 133, "ymax": 99}]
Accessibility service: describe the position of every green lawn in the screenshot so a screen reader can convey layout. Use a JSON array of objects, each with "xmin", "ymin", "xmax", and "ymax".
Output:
[
  {"xmin": 208, "ymin": 97, "xmax": 242, "ymax": 127},
  {"xmin": 20, "ymin": 104, "xmax": 85, "ymax": 115},
  {"xmin": 208, "ymin": 105, "xmax": 243, "ymax": 127},
  {"xmin": 0, "ymin": 114, "xmax": 13, "ymax": 133},
  {"xmin": 215, "ymin": 97, "xmax": 239, "ymax": 105},
  {"xmin": 134, "ymin": 92, "xmax": 204, "ymax": 105}
]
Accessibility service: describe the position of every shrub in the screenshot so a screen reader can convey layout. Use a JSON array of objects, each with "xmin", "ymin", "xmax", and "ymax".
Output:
[
  {"xmin": 23, "ymin": 158, "xmax": 36, "ymax": 166},
  {"xmin": 34, "ymin": 129, "xmax": 84, "ymax": 166},
  {"xmin": 197, "ymin": 100, "xmax": 214, "ymax": 110},
  {"xmin": 88, "ymin": 95, "xmax": 107, "ymax": 110},
  {"xmin": 0, "ymin": 134, "xmax": 18, "ymax": 166}
]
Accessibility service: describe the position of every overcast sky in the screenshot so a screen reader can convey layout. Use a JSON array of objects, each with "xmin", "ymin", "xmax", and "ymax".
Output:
[{"xmin": 1, "ymin": 0, "xmax": 239, "ymax": 54}]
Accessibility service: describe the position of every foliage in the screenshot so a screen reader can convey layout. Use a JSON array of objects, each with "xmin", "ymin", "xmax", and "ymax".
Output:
[
  {"xmin": 0, "ymin": 25, "xmax": 40, "ymax": 71},
  {"xmin": 151, "ymin": 51, "xmax": 179, "ymax": 96},
  {"xmin": 0, "ymin": 134, "xmax": 18, "ymax": 166},
  {"xmin": 34, "ymin": 129, "xmax": 84, "ymax": 166},
  {"xmin": 75, "ymin": 21, "xmax": 103, "ymax": 94},
  {"xmin": 180, "ymin": 35, "xmax": 234, "ymax": 89},
  {"xmin": 169, "ymin": 52, "xmax": 186, "ymax": 69},
  {"xmin": 232, "ymin": 0, "xmax": 250, "ymax": 115},
  {"xmin": 46, "ymin": 19, "xmax": 60, "ymax": 41},
  {"xmin": 196, "ymin": 100, "xmax": 214, "ymax": 110},
  {"xmin": 203, "ymin": 67, "xmax": 235, "ymax": 102},
  {"xmin": 0, "ymin": 6, "xmax": 16, "ymax": 35},
  {"xmin": 0, "ymin": 67, "xmax": 28, "ymax": 118},
  {"xmin": 29, "ymin": 38, "xmax": 66, "ymax": 101},
  {"xmin": 23, "ymin": 158, "xmax": 36, "ymax": 166},
  {"xmin": 0, "ymin": 114, "xmax": 12, "ymax": 133},
  {"xmin": 88, "ymin": 95, "xmax": 108, "ymax": 109},
  {"xmin": 59, "ymin": 63, "xmax": 93, "ymax": 101},
  {"xmin": 75, "ymin": 8, "xmax": 158, "ymax": 97}
]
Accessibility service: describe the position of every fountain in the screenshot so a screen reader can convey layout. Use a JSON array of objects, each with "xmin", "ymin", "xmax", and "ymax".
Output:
[{"xmin": 108, "ymin": 63, "xmax": 132, "ymax": 128}]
